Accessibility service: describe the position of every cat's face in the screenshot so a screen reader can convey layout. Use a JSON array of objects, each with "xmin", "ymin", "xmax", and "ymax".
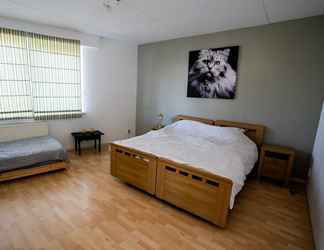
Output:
[
  {"xmin": 188, "ymin": 48, "xmax": 236, "ymax": 98},
  {"xmin": 190, "ymin": 49, "xmax": 230, "ymax": 80}
]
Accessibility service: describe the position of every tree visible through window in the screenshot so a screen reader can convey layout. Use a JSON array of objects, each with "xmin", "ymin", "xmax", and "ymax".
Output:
[{"xmin": 0, "ymin": 28, "xmax": 81, "ymax": 120}]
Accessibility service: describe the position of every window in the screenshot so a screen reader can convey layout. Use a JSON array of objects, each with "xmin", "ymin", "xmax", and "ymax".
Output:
[{"xmin": 0, "ymin": 28, "xmax": 81, "ymax": 120}]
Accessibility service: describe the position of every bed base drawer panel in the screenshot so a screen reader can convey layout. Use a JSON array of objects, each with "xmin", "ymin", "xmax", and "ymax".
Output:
[
  {"xmin": 110, "ymin": 145, "xmax": 157, "ymax": 194},
  {"xmin": 156, "ymin": 161, "xmax": 232, "ymax": 227},
  {"xmin": 0, "ymin": 161, "xmax": 68, "ymax": 182}
]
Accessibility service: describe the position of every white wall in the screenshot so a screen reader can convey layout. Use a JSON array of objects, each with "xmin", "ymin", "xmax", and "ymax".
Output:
[
  {"xmin": 48, "ymin": 38, "xmax": 138, "ymax": 149},
  {"xmin": 0, "ymin": 17, "xmax": 138, "ymax": 149},
  {"xmin": 308, "ymin": 101, "xmax": 324, "ymax": 250}
]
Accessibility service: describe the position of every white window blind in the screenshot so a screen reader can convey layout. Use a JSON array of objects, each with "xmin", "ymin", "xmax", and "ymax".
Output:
[{"xmin": 0, "ymin": 28, "xmax": 81, "ymax": 120}]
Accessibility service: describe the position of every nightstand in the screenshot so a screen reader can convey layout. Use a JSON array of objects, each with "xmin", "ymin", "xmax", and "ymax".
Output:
[{"xmin": 258, "ymin": 144, "xmax": 295, "ymax": 185}]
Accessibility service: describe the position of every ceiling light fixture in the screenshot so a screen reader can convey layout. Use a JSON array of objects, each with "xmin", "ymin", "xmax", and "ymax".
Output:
[{"xmin": 102, "ymin": 0, "xmax": 121, "ymax": 10}]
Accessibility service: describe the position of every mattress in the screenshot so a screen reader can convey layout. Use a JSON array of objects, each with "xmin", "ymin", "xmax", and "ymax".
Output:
[
  {"xmin": 114, "ymin": 121, "xmax": 258, "ymax": 209},
  {"xmin": 0, "ymin": 136, "xmax": 68, "ymax": 172}
]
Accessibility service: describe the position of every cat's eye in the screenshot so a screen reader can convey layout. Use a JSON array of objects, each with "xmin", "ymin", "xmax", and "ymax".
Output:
[
  {"xmin": 215, "ymin": 61, "xmax": 220, "ymax": 65},
  {"xmin": 203, "ymin": 59, "xmax": 208, "ymax": 63}
]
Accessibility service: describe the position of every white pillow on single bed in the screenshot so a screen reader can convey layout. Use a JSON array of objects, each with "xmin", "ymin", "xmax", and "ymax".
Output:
[{"xmin": 162, "ymin": 120, "xmax": 248, "ymax": 144}]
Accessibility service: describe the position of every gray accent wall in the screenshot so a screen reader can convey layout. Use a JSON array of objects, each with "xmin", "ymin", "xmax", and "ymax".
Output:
[
  {"xmin": 308, "ymin": 102, "xmax": 324, "ymax": 250},
  {"xmin": 137, "ymin": 15, "xmax": 324, "ymax": 175}
]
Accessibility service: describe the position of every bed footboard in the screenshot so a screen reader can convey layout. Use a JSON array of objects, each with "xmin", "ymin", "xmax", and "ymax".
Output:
[
  {"xmin": 110, "ymin": 144, "xmax": 157, "ymax": 194},
  {"xmin": 156, "ymin": 159, "xmax": 233, "ymax": 227},
  {"xmin": 110, "ymin": 144, "xmax": 233, "ymax": 227}
]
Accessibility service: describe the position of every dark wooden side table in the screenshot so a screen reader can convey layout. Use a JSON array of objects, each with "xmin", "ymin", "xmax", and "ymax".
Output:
[
  {"xmin": 71, "ymin": 130, "xmax": 104, "ymax": 155},
  {"xmin": 258, "ymin": 144, "xmax": 295, "ymax": 186}
]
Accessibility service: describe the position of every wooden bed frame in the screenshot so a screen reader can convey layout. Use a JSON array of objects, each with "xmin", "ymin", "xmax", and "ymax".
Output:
[
  {"xmin": 110, "ymin": 115, "xmax": 265, "ymax": 227},
  {"xmin": 0, "ymin": 161, "xmax": 68, "ymax": 182}
]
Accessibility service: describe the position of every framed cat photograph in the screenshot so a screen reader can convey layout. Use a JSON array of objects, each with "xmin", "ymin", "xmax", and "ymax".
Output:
[{"xmin": 187, "ymin": 46, "xmax": 239, "ymax": 99}]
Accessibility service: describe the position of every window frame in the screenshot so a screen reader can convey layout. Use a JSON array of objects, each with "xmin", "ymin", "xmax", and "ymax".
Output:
[{"xmin": 0, "ymin": 28, "xmax": 83, "ymax": 121}]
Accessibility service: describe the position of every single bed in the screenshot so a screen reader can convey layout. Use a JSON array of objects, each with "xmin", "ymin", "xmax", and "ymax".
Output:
[
  {"xmin": 0, "ymin": 123, "xmax": 68, "ymax": 182},
  {"xmin": 110, "ymin": 115, "xmax": 265, "ymax": 227}
]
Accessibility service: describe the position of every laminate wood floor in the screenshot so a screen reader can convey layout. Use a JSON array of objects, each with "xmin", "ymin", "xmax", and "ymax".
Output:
[{"xmin": 0, "ymin": 148, "xmax": 314, "ymax": 250}]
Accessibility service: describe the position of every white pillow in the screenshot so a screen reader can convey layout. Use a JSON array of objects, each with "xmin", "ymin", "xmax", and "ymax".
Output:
[{"xmin": 162, "ymin": 120, "xmax": 245, "ymax": 143}]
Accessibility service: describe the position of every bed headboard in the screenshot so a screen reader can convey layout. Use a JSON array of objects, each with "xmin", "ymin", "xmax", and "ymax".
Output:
[
  {"xmin": 175, "ymin": 115, "xmax": 265, "ymax": 147},
  {"xmin": 175, "ymin": 115, "xmax": 214, "ymax": 125},
  {"xmin": 213, "ymin": 120, "xmax": 265, "ymax": 147},
  {"xmin": 0, "ymin": 122, "xmax": 48, "ymax": 143}
]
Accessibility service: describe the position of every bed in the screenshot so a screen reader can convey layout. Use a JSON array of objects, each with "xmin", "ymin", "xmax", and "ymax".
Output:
[
  {"xmin": 110, "ymin": 115, "xmax": 265, "ymax": 227},
  {"xmin": 0, "ymin": 122, "xmax": 68, "ymax": 182}
]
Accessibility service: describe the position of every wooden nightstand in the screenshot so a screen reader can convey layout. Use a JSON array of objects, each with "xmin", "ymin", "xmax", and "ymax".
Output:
[{"xmin": 258, "ymin": 144, "xmax": 295, "ymax": 185}]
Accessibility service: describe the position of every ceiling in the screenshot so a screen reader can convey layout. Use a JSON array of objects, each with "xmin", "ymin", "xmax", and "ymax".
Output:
[{"xmin": 1, "ymin": 0, "xmax": 324, "ymax": 44}]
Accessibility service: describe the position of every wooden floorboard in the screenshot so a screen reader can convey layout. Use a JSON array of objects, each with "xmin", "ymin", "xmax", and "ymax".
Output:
[{"xmin": 0, "ymin": 147, "xmax": 314, "ymax": 249}]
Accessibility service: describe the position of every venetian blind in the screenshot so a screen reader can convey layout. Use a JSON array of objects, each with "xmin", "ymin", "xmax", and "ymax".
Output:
[{"xmin": 0, "ymin": 28, "xmax": 81, "ymax": 120}]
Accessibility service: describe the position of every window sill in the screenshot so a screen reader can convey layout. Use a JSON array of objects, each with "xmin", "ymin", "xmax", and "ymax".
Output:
[{"xmin": 0, "ymin": 112, "xmax": 86, "ymax": 124}]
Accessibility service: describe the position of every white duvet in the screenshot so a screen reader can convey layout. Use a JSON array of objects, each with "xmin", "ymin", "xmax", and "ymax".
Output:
[{"xmin": 114, "ymin": 120, "xmax": 258, "ymax": 209}]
